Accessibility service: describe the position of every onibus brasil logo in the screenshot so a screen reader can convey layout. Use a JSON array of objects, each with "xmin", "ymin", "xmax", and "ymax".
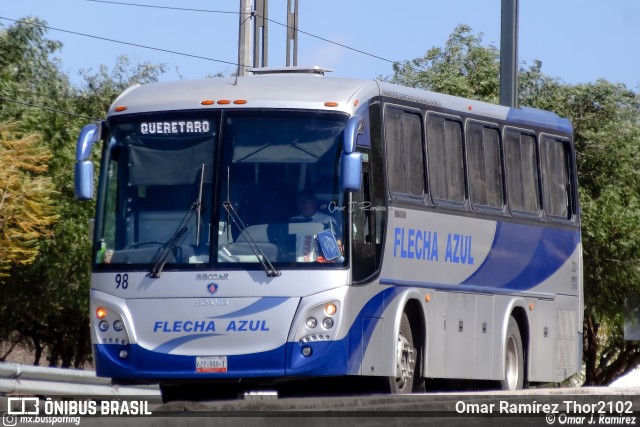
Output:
[{"xmin": 3, "ymin": 397, "xmax": 152, "ymax": 426}]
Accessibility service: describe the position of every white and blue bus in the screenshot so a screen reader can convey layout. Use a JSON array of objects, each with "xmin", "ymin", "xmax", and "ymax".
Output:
[{"xmin": 75, "ymin": 67, "xmax": 582, "ymax": 400}]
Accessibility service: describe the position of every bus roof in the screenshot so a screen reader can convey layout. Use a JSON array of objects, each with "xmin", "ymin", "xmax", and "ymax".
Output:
[
  {"xmin": 108, "ymin": 71, "xmax": 572, "ymax": 135},
  {"xmin": 108, "ymin": 73, "xmax": 376, "ymax": 117}
]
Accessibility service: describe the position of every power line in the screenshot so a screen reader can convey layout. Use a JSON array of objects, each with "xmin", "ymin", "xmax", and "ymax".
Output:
[
  {"xmin": 0, "ymin": 16, "xmax": 246, "ymax": 68},
  {"xmin": 85, "ymin": 0, "xmax": 239, "ymax": 15},
  {"xmin": 257, "ymin": 15, "xmax": 395, "ymax": 64},
  {"xmin": 83, "ymin": 0, "xmax": 397, "ymax": 65},
  {"xmin": 0, "ymin": 95, "xmax": 102, "ymax": 121}
]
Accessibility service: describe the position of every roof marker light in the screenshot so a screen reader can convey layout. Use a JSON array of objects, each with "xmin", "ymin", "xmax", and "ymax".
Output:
[
  {"xmin": 324, "ymin": 102, "xmax": 339, "ymax": 107},
  {"xmin": 114, "ymin": 106, "xmax": 127, "ymax": 112},
  {"xmin": 201, "ymin": 100, "xmax": 215, "ymax": 105},
  {"xmin": 217, "ymin": 100, "xmax": 231, "ymax": 105},
  {"xmin": 233, "ymin": 100, "xmax": 247, "ymax": 105}
]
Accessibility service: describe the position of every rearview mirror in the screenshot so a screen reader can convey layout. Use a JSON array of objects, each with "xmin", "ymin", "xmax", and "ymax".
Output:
[
  {"xmin": 74, "ymin": 123, "xmax": 102, "ymax": 201},
  {"xmin": 343, "ymin": 115, "xmax": 364, "ymax": 154},
  {"xmin": 340, "ymin": 152, "xmax": 362, "ymax": 191}
]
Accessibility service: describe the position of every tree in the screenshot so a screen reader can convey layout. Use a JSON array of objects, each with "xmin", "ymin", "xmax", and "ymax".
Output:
[
  {"xmin": 387, "ymin": 25, "xmax": 640, "ymax": 385},
  {"xmin": 0, "ymin": 18, "xmax": 166, "ymax": 367},
  {"xmin": 389, "ymin": 25, "xmax": 500, "ymax": 103},
  {"xmin": 0, "ymin": 124, "xmax": 57, "ymax": 276}
]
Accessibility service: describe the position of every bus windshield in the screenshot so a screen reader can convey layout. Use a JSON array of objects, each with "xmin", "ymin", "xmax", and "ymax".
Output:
[{"xmin": 95, "ymin": 110, "xmax": 348, "ymax": 271}]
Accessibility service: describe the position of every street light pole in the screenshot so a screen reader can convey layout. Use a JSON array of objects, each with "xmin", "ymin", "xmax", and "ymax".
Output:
[
  {"xmin": 499, "ymin": 0, "xmax": 519, "ymax": 108},
  {"xmin": 238, "ymin": 0, "xmax": 252, "ymax": 76}
]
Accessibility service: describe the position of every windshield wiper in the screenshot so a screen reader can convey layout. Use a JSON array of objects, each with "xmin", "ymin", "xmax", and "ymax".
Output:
[
  {"xmin": 147, "ymin": 164, "xmax": 205, "ymax": 278},
  {"xmin": 222, "ymin": 200, "xmax": 281, "ymax": 277},
  {"xmin": 147, "ymin": 225, "xmax": 189, "ymax": 278}
]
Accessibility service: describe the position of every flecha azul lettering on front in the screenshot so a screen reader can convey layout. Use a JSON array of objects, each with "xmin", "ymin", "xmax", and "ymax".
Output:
[
  {"xmin": 140, "ymin": 120, "xmax": 210, "ymax": 134},
  {"xmin": 153, "ymin": 319, "xmax": 270, "ymax": 333},
  {"xmin": 153, "ymin": 320, "xmax": 216, "ymax": 333}
]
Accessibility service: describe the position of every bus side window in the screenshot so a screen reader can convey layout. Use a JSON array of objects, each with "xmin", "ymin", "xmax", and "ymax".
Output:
[
  {"xmin": 426, "ymin": 114, "xmax": 465, "ymax": 203},
  {"xmin": 467, "ymin": 123, "xmax": 503, "ymax": 209},
  {"xmin": 541, "ymin": 136, "xmax": 571, "ymax": 219},
  {"xmin": 505, "ymin": 130, "xmax": 540, "ymax": 214},
  {"xmin": 384, "ymin": 107, "xmax": 425, "ymax": 199}
]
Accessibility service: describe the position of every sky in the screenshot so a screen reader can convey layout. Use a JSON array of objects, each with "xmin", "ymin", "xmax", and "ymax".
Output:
[{"xmin": 1, "ymin": 0, "xmax": 639, "ymax": 91}]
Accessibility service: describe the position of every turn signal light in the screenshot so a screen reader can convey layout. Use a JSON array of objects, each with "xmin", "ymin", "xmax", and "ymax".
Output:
[
  {"xmin": 96, "ymin": 307, "xmax": 107, "ymax": 319},
  {"xmin": 324, "ymin": 303, "xmax": 337, "ymax": 316}
]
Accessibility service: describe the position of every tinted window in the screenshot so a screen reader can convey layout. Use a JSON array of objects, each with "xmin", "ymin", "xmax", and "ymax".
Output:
[
  {"xmin": 541, "ymin": 136, "xmax": 571, "ymax": 219},
  {"xmin": 505, "ymin": 131, "xmax": 539, "ymax": 213},
  {"xmin": 427, "ymin": 114, "xmax": 464, "ymax": 202},
  {"xmin": 385, "ymin": 107, "xmax": 425, "ymax": 197},
  {"xmin": 467, "ymin": 123, "xmax": 503, "ymax": 208}
]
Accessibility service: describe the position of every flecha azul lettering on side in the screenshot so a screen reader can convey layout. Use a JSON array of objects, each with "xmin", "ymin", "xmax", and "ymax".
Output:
[
  {"xmin": 444, "ymin": 233, "xmax": 474, "ymax": 265},
  {"xmin": 393, "ymin": 227, "xmax": 439, "ymax": 261}
]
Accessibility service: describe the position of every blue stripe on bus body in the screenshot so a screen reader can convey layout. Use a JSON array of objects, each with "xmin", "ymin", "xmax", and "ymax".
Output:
[
  {"xmin": 384, "ymin": 222, "xmax": 578, "ymax": 292},
  {"xmin": 94, "ymin": 288, "xmax": 402, "ymax": 379},
  {"xmin": 462, "ymin": 222, "xmax": 579, "ymax": 290}
]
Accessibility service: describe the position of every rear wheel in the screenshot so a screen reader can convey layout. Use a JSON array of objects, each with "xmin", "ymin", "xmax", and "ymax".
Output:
[
  {"xmin": 385, "ymin": 312, "xmax": 416, "ymax": 393},
  {"xmin": 501, "ymin": 316, "xmax": 524, "ymax": 390}
]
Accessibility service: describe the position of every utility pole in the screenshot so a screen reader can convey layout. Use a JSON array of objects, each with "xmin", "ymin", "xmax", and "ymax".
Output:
[
  {"xmin": 253, "ymin": 0, "xmax": 269, "ymax": 68},
  {"xmin": 499, "ymin": 0, "xmax": 519, "ymax": 108},
  {"xmin": 238, "ymin": 0, "xmax": 252, "ymax": 76},
  {"xmin": 286, "ymin": 0, "xmax": 299, "ymax": 67}
]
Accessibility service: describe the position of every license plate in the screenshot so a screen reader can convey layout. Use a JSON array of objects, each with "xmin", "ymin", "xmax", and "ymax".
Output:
[{"xmin": 196, "ymin": 356, "xmax": 227, "ymax": 373}]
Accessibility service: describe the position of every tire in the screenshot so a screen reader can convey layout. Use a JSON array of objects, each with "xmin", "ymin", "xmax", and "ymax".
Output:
[
  {"xmin": 501, "ymin": 316, "xmax": 524, "ymax": 391},
  {"xmin": 385, "ymin": 312, "xmax": 417, "ymax": 393}
]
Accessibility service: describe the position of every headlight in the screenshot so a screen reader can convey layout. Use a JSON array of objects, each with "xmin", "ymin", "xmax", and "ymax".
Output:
[
  {"xmin": 306, "ymin": 317, "xmax": 318, "ymax": 329},
  {"xmin": 113, "ymin": 320, "xmax": 124, "ymax": 331},
  {"xmin": 294, "ymin": 300, "xmax": 340, "ymax": 344},
  {"xmin": 322, "ymin": 317, "xmax": 334, "ymax": 329}
]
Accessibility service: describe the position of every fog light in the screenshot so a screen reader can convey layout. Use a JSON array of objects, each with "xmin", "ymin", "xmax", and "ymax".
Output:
[
  {"xmin": 113, "ymin": 320, "xmax": 124, "ymax": 331},
  {"xmin": 322, "ymin": 317, "xmax": 334, "ymax": 329},
  {"xmin": 301, "ymin": 346, "xmax": 313, "ymax": 357},
  {"xmin": 119, "ymin": 350, "xmax": 128, "ymax": 359},
  {"xmin": 305, "ymin": 317, "xmax": 317, "ymax": 329},
  {"xmin": 98, "ymin": 320, "xmax": 109, "ymax": 332}
]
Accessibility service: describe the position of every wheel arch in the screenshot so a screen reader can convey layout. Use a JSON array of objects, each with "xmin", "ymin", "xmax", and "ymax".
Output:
[
  {"xmin": 388, "ymin": 290, "xmax": 428, "ymax": 381},
  {"xmin": 506, "ymin": 302, "xmax": 530, "ymax": 386}
]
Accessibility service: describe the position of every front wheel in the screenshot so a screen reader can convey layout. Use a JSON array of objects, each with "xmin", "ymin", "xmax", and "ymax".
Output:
[
  {"xmin": 501, "ymin": 316, "xmax": 524, "ymax": 390},
  {"xmin": 385, "ymin": 312, "xmax": 417, "ymax": 393}
]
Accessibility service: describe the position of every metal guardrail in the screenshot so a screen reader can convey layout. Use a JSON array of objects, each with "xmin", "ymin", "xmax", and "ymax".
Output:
[{"xmin": 0, "ymin": 362, "xmax": 159, "ymax": 396}]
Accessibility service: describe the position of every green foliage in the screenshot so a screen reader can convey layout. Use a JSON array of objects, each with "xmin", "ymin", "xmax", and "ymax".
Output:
[
  {"xmin": 0, "ymin": 18, "xmax": 166, "ymax": 367},
  {"xmin": 389, "ymin": 25, "xmax": 500, "ymax": 103},
  {"xmin": 387, "ymin": 25, "xmax": 640, "ymax": 385}
]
